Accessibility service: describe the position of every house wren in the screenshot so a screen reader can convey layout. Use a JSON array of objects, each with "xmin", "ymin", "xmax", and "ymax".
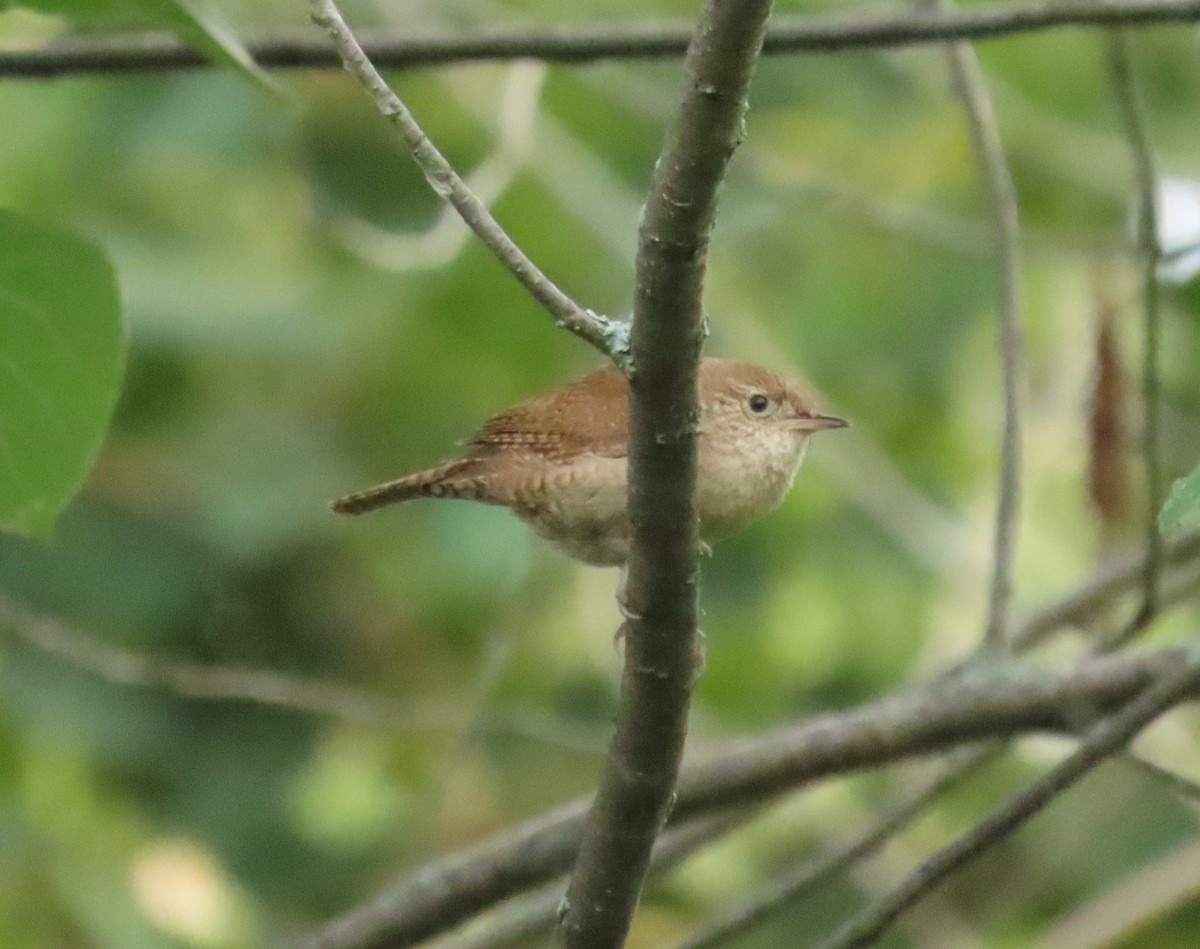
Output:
[{"xmin": 332, "ymin": 357, "xmax": 846, "ymax": 566}]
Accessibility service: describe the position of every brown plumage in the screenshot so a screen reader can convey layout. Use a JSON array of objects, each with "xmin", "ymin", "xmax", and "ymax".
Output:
[{"xmin": 332, "ymin": 358, "xmax": 845, "ymax": 565}]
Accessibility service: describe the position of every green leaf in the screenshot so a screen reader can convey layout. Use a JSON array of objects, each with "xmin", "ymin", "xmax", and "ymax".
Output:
[
  {"xmin": 14, "ymin": 0, "xmax": 279, "ymax": 93},
  {"xmin": 168, "ymin": 0, "xmax": 282, "ymax": 94},
  {"xmin": 0, "ymin": 210, "xmax": 124, "ymax": 538},
  {"xmin": 1158, "ymin": 464, "xmax": 1200, "ymax": 536}
]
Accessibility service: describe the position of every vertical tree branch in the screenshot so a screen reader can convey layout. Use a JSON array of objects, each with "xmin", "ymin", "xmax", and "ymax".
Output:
[
  {"xmin": 307, "ymin": 0, "xmax": 630, "ymax": 365},
  {"xmin": 923, "ymin": 0, "xmax": 1023, "ymax": 649},
  {"xmin": 1105, "ymin": 31, "xmax": 1164, "ymax": 639},
  {"xmin": 426, "ymin": 812, "xmax": 751, "ymax": 949},
  {"xmin": 554, "ymin": 1, "xmax": 776, "ymax": 945}
]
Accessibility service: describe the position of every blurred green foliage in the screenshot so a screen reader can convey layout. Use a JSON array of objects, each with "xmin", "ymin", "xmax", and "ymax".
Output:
[{"xmin": 2, "ymin": 1, "xmax": 1200, "ymax": 947}]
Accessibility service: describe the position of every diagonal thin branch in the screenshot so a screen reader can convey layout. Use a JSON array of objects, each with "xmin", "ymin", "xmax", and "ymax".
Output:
[
  {"xmin": 1105, "ymin": 31, "xmax": 1164, "ymax": 643},
  {"xmin": 307, "ymin": 0, "xmax": 630, "ymax": 367},
  {"xmin": 679, "ymin": 746, "xmax": 1002, "ymax": 949},
  {"xmin": 817, "ymin": 652, "xmax": 1200, "ymax": 949},
  {"xmin": 1122, "ymin": 752, "xmax": 1200, "ymax": 805},
  {"xmin": 8, "ymin": 1, "xmax": 1200, "ymax": 77},
  {"xmin": 924, "ymin": 0, "xmax": 1023, "ymax": 650}
]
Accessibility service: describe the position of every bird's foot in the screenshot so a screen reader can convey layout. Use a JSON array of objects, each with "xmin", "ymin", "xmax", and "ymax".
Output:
[{"xmin": 614, "ymin": 564, "xmax": 642, "ymax": 622}]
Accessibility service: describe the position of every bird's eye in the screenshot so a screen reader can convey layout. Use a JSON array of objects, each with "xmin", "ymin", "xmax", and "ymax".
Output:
[{"xmin": 747, "ymin": 393, "xmax": 770, "ymax": 414}]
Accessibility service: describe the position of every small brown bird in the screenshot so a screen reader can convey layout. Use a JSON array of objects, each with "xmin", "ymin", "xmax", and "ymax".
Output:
[{"xmin": 332, "ymin": 357, "xmax": 846, "ymax": 566}]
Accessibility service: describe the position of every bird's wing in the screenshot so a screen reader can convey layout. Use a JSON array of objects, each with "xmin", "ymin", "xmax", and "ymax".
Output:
[{"xmin": 469, "ymin": 365, "xmax": 629, "ymax": 459}]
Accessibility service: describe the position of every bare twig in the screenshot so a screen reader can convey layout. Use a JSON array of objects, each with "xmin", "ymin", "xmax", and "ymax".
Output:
[
  {"xmin": 555, "ymin": 0, "xmax": 775, "ymax": 944},
  {"xmin": 307, "ymin": 0, "xmax": 630, "ymax": 367},
  {"xmin": 679, "ymin": 747, "xmax": 1002, "ymax": 949},
  {"xmin": 1105, "ymin": 31, "xmax": 1164, "ymax": 643},
  {"xmin": 818, "ymin": 652, "xmax": 1200, "ymax": 949},
  {"xmin": 1122, "ymin": 752, "xmax": 1200, "ymax": 805},
  {"xmin": 921, "ymin": 0, "xmax": 1022, "ymax": 650},
  {"xmin": 8, "ymin": 1, "xmax": 1200, "ymax": 77}
]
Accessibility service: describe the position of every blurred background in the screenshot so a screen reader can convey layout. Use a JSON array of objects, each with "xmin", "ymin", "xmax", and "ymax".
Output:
[{"xmin": 2, "ymin": 0, "xmax": 1200, "ymax": 945}]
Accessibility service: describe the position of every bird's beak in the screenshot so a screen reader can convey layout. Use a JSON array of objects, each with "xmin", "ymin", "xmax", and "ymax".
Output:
[{"xmin": 793, "ymin": 413, "xmax": 848, "ymax": 433}]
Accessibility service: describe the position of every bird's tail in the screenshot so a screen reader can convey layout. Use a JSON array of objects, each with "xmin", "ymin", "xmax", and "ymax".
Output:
[{"xmin": 331, "ymin": 460, "xmax": 488, "ymax": 515}]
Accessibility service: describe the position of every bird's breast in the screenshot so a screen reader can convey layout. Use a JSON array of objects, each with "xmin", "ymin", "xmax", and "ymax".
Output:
[{"xmin": 696, "ymin": 430, "xmax": 808, "ymax": 536}]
